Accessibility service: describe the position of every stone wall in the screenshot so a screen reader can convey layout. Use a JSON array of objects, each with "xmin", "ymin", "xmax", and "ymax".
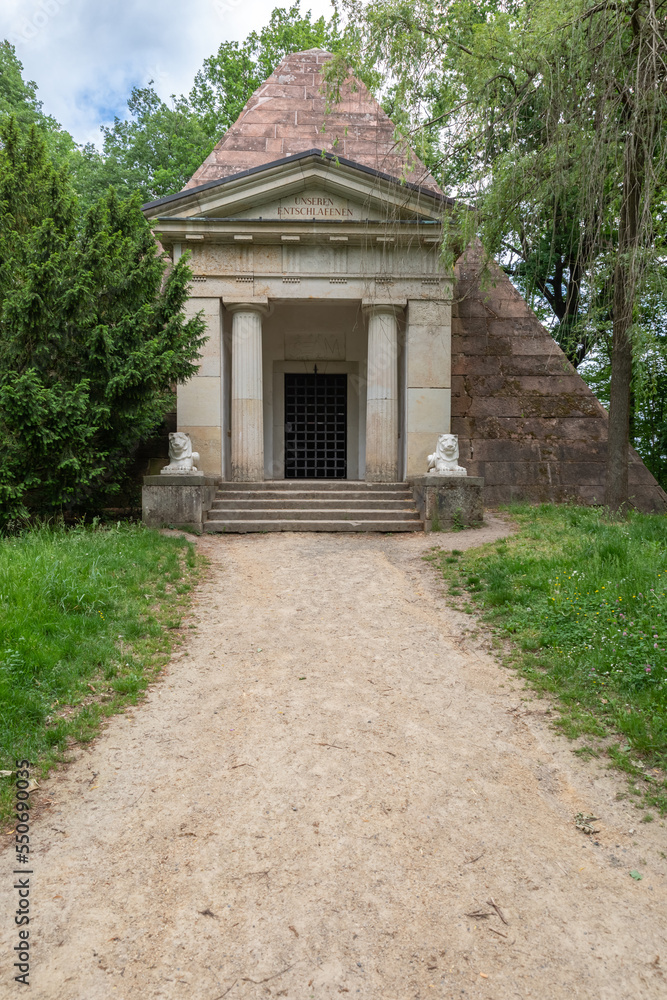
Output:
[{"xmin": 451, "ymin": 250, "xmax": 667, "ymax": 512}]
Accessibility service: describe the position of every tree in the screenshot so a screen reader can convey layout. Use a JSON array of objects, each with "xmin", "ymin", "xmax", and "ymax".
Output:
[
  {"xmin": 340, "ymin": 0, "xmax": 667, "ymax": 508},
  {"xmin": 84, "ymin": 85, "xmax": 213, "ymax": 205},
  {"xmin": 0, "ymin": 118, "xmax": 206, "ymax": 527}
]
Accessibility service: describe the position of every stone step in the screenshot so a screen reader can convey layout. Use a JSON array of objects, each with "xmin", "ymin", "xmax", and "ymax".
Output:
[
  {"xmin": 203, "ymin": 519, "xmax": 423, "ymax": 533},
  {"xmin": 215, "ymin": 480, "xmax": 409, "ymax": 492},
  {"xmin": 210, "ymin": 498, "xmax": 416, "ymax": 511},
  {"xmin": 213, "ymin": 491, "xmax": 413, "ymax": 503},
  {"xmin": 206, "ymin": 480, "xmax": 423, "ymax": 532},
  {"xmin": 207, "ymin": 508, "xmax": 421, "ymax": 522}
]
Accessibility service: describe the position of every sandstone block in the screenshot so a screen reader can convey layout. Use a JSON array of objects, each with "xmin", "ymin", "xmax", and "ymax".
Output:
[
  {"xmin": 178, "ymin": 377, "xmax": 221, "ymax": 427},
  {"xmin": 411, "ymin": 475, "xmax": 484, "ymax": 529},
  {"xmin": 142, "ymin": 474, "xmax": 218, "ymax": 531}
]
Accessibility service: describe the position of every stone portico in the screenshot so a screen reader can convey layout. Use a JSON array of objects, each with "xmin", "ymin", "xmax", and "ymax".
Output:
[{"xmin": 145, "ymin": 154, "xmax": 452, "ymax": 485}]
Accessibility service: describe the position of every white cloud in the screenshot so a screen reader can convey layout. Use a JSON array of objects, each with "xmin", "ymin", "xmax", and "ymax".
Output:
[{"xmin": 1, "ymin": 0, "xmax": 336, "ymax": 146}]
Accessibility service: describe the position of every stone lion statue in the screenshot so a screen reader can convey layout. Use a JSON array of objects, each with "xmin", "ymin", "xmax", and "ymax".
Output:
[
  {"xmin": 161, "ymin": 432, "xmax": 200, "ymax": 474},
  {"xmin": 427, "ymin": 433, "xmax": 467, "ymax": 476}
]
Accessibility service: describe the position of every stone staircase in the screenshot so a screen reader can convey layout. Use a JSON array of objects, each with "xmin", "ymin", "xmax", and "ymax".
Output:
[{"xmin": 204, "ymin": 481, "xmax": 423, "ymax": 533}]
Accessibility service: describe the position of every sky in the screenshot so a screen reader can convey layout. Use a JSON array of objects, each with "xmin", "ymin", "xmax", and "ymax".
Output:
[{"xmin": 1, "ymin": 0, "xmax": 336, "ymax": 147}]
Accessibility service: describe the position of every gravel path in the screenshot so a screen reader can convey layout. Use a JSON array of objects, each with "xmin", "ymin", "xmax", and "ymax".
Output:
[{"xmin": 2, "ymin": 519, "xmax": 666, "ymax": 999}]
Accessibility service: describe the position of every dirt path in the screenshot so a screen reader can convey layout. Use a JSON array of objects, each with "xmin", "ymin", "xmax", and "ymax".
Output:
[{"xmin": 2, "ymin": 519, "xmax": 666, "ymax": 1000}]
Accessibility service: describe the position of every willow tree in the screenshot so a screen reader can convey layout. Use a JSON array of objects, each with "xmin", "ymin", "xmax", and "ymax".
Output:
[{"xmin": 340, "ymin": 0, "xmax": 667, "ymax": 509}]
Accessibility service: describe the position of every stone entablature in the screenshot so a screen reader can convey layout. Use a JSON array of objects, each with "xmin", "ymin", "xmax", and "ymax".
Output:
[{"xmin": 169, "ymin": 240, "xmax": 445, "ymax": 281}]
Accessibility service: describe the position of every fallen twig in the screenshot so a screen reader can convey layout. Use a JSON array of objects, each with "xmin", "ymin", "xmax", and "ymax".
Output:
[
  {"xmin": 242, "ymin": 963, "xmax": 296, "ymax": 985},
  {"xmin": 487, "ymin": 897, "xmax": 508, "ymax": 925},
  {"xmin": 230, "ymin": 763, "xmax": 254, "ymax": 769},
  {"xmin": 464, "ymin": 852, "xmax": 485, "ymax": 864},
  {"xmin": 211, "ymin": 981, "xmax": 237, "ymax": 999},
  {"xmin": 575, "ymin": 812, "xmax": 600, "ymax": 835},
  {"xmin": 231, "ymin": 869, "xmax": 270, "ymax": 881},
  {"xmin": 488, "ymin": 927, "xmax": 508, "ymax": 939},
  {"xmin": 315, "ymin": 742, "xmax": 344, "ymax": 750}
]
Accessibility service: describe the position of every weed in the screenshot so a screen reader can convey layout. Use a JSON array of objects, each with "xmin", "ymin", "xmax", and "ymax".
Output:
[
  {"xmin": 451, "ymin": 508, "xmax": 465, "ymax": 531},
  {"xmin": 573, "ymin": 746, "xmax": 600, "ymax": 759}
]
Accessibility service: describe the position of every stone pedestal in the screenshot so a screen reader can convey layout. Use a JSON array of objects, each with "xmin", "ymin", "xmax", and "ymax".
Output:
[
  {"xmin": 365, "ymin": 304, "xmax": 401, "ymax": 482},
  {"xmin": 228, "ymin": 301, "xmax": 268, "ymax": 481},
  {"xmin": 142, "ymin": 474, "xmax": 218, "ymax": 532},
  {"xmin": 411, "ymin": 475, "xmax": 484, "ymax": 531}
]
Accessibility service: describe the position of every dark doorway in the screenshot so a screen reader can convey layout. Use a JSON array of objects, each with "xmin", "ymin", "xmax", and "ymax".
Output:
[{"xmin": 284, "ymin": 373, "xmax": 347, "ymax": 479}]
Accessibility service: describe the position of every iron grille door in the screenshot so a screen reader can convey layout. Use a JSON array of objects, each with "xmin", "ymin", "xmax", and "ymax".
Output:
[{"xmin": 284, "ymin": 373, "xmax": 347, "ymax": 479}]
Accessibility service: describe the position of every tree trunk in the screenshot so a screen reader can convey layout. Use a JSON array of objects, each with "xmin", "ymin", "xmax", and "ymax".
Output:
[
  {"xmin": 605, "ymin": 131, "xmax": 642, "ymax": 512},
  {"xmin": 605, "ymin": 270, "xmax": 633, "ymax": 510}
]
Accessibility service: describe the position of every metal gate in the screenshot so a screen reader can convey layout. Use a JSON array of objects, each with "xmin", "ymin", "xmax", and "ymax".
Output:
[{"xmin": 284, "ymin": 373, "xmax": 347, "ymax": 479}]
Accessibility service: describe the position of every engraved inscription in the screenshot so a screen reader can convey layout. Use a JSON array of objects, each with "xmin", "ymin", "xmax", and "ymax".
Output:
[{"xmin": 279, "ymin": 196, "xmax": 353, "ymax": 219}]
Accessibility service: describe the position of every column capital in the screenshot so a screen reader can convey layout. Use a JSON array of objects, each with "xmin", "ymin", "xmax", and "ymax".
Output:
[
  {"xmin": 223, "ymin": 296, "xmax": 270, "ymax": 315},
  {"xmin": 362, "ymin": 299, "xmax": 406, "ymax": 318}
]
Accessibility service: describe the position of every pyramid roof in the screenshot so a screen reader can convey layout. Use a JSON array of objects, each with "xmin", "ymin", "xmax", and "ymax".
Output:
[{"xmin": 184, "ymin": 49, "xmax": 442, "ymax": 195}]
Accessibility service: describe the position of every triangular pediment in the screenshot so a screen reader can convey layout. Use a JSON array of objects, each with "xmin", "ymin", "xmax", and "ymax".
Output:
[{"xmin": 143, "ymin": 151, "xmax": 450, "ymax": 226}]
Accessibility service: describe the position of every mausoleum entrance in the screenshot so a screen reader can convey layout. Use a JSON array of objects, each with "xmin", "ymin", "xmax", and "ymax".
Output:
[
  {"xmin": 260, "ymin": 299, "xmax": 370, "ymax": 481},
  {"xmin": 284, "ymin": 373, "xmax": 348, "ymax": 479}
]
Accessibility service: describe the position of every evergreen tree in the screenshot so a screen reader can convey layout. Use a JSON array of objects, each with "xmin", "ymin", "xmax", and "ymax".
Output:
[{"xmin": 0, "ymin": 119, "xmax": 206, "ymax": 527}]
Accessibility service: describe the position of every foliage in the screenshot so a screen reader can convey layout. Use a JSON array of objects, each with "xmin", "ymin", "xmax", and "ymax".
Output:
[
  {"xmin": 0, "ymin": 522, "xmax": 200, "ymax": 823},
  {"xmin": 0, "ymin": 118, "xmax": 207, "ymax": 526},
  {"xmin": 428, "ymin": 504, "xmax": 667, "ymax": 811},
  {"xmin": 81, "ymin": 86, "xmax": 215, "ymax": 207}
]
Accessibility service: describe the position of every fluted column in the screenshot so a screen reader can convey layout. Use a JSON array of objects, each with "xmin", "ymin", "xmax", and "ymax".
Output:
[
  {"xmin": 229, "ymin": 303, "xmax": 267, "ymax": 481},
  {"xmin": 364, "ymin": 304, "xmax": 401, "ymax": 482}
]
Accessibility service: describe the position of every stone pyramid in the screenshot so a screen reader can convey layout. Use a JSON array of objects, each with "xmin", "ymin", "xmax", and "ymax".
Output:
[
  {"xmin": 451, "ymin": 247, "xmax": 667, "ymax": 511},
  {"xmin": 184, "ymin": 49, "xmax": 441, "ymax": 192}
]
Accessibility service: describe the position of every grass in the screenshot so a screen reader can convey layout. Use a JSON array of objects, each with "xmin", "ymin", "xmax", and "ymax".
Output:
[
  {"xmin": 426, "ymin": 504, "xmax": 667, "ymax": 813},
  {"xmin": 0, "ymin": 521, "xmax": 201, "ymax": 823}
]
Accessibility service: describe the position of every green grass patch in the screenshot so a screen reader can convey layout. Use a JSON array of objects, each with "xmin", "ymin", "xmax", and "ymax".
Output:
[
  {"xmin": 426, "ymin": 504, "xmax": 667, "ymax": 812},
  {"xmin": 0, "ymin": 522, "xmax": 201, "ymax": 823}
]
